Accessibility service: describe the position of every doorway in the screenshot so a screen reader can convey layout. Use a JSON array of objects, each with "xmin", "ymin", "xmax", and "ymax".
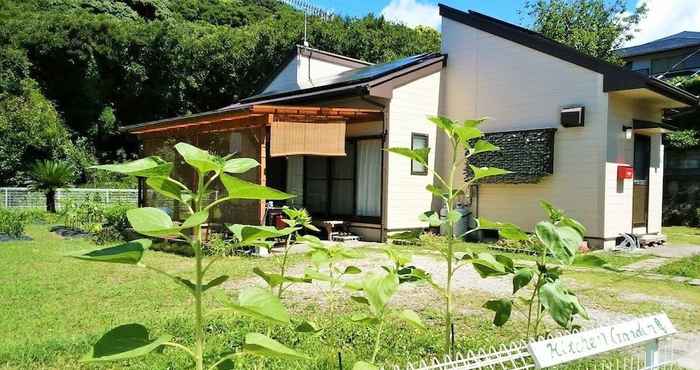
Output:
[{"xmin": 632, "ymin": 134, "xmax": 650, "ymax": 231}]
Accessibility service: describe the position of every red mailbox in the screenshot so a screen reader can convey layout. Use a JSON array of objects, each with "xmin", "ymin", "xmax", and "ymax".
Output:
[{"xmin": 617, "ymin": 165, "xmax": 634, "ymax": 180}]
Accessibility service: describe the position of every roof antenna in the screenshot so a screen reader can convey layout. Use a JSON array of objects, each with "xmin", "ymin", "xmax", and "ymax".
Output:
[{"xmin": 278, "ymin": 0, "xmax": 334, "ymax": 47}]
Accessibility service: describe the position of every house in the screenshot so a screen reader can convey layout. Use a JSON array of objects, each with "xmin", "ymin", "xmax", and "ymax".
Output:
[
  {"xmin": 123, "ymin": 5, "xmax": 698, "ymax": 249},
  {"xmin": 616, "ymin": 31, "xmax": 700, "ymax": 78},
  {"xmin": 616, "ymin": 32, "xmax": 700, "ymax": 226}
]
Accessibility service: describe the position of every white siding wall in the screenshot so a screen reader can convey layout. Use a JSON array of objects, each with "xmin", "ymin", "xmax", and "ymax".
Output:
[
  {"xmin": 440, "ymin": 18, "xmax": 609, "ymax": 240},
  {"xmin": 604, "ymin": 95, "xmax": 665, "ymax": 247},
  {"xmin": 385, "ymin": 71, "xmax": 441, "ymax": 230},
  {"xmin": 263, "ymin": 54, "xmax": 354, "ymax": 94}
]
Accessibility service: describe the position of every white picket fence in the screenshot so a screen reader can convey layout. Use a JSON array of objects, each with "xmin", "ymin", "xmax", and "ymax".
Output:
[{"xmin": 0, "ymin": 187, "xmax": 138, "ymax": 209}]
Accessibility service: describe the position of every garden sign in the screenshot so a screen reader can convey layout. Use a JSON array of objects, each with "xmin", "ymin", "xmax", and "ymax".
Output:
[{"xmin": 527, "ymin": 313, "xmax": 676, "ymax": 368}]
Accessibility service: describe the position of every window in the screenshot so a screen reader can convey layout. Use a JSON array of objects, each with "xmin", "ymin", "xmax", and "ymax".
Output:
[{"xmin": 411, "ymin": 133, "xmax": 429, "ymax": 175}]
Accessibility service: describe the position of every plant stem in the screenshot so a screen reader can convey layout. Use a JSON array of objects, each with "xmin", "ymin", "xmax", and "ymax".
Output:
[
  {"xmin": 194, "ymin": 172, "xmax": 205, "ymax": 370},
  {"xmin": 370, "ymin": 320, "xmax": 385, "ymax": 363},
  {"xmin": 277, "ymin": 233, "xmax": 293, "ymax": 298}
]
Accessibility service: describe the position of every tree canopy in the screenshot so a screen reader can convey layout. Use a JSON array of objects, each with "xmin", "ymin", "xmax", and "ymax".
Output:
[
  {"xmin": 522, "ymin": 0, "xmax": 647, "ymax": 64},
  {"xmin": 0, "ymin": 0, "xmax": 440, "ymax": 186}
]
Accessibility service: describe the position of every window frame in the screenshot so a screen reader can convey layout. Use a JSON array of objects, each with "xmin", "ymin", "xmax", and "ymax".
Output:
[{"xmin": 410, "ymin": 132, "xmax": 429, "ymax": 176}]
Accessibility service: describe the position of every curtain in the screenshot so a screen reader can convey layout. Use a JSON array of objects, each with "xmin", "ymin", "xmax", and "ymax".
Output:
[
  {"xmin": 285, "ymin": 156, "xmax": 304, "ymax": 207},
  {"xmin": 355, "ymin": 139, "xmax": 382, "ymax": 217}
]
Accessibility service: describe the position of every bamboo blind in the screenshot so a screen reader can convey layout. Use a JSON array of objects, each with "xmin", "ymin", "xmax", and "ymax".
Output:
[{"xmin": 270, "ymin": 121, "xmax": 346, "ymax": 157}]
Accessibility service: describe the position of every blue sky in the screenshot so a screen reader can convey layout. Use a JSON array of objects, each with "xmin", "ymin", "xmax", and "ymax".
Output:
[{"xmin": 300, "ymin": 0, "xmax": 700, "ymax": 47}]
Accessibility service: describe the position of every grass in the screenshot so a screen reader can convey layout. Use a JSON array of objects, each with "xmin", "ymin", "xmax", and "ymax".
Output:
[
  {"xmin": 656, "ymin": 254, "xmax": 700, "ymax": 279},
  {"xmin": 0, "ymin": 225, "xmax": 525, "ymax": 370},
  {"xmin": 663, "ymin": 226, "xmax": 700, "ymax": 245}
]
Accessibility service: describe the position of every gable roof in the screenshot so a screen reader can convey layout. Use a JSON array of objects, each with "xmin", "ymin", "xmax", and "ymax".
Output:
[
  {"xmin": 616, "ymin": 31, "xmax": 700, "ymax": 58},
  {"xmin": 235, "ymin": 52, "xmax": 445, "ymax": 105},
  {"xmin": 438, "ymin": 4, "xmax": 698, "ymax": 106}
]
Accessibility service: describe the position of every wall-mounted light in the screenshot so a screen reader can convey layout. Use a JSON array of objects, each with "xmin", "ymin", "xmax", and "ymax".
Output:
[{"xmin": 622, "ymin": 125, "xmax": 633, "ymax": 140}]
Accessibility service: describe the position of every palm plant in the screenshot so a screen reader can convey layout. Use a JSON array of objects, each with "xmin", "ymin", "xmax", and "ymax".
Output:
[{"xmin": 27, "ymin": 160, "xmax": 74, "ymax": 213}]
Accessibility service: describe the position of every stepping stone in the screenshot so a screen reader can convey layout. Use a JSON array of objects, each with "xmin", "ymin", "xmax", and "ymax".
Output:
[{"xmin": 689, "ymin": 279, "xmax": 700, "ymax": 286}]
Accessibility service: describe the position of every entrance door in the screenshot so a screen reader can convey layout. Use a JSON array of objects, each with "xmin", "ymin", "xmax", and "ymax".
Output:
[{"xmin": 632, "ymin": 134, "xmax": 650, "ymax": 230}]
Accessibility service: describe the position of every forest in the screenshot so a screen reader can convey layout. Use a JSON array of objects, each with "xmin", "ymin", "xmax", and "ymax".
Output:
[{"xmin": 0, "ymin": 0, "xmax": 440, "ymax": 186}]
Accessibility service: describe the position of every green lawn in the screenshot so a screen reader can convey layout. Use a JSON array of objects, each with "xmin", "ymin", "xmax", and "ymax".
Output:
[
  {"xmin": 656, "ymin": 254, "xmax": 700, "ymax": 279},
  {"xmin": 663, "ymin": 226, "xmax": 700, "ymax": 245},
  {"xmin": 0, "ymin": 225, "xmax": 523, "ymax": 370}
]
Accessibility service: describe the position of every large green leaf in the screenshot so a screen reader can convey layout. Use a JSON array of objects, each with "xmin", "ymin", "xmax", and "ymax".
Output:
[
  {"xmin": 397, "ymin": 309, "xmax": 425, "ymax": 330},
  {"xmin": 242, "ymin": 333, "xmax": 309, "ymax": 361},
  {"xmin": 471, "ymin": 140, "xmax": 500, "ymax": 155},
  {"xmin": 427, "ymin": 116, "xmax": 456, "ymax": 136},
  {"xmin": 223, "ymin": 158, "xmax": 259, "ymax": 174},
  {"xmin": 539, "ymin": 281, "xmax": 588, "ymax": 328},
  {"xmin": 363, "ymin": 272, "xmax": 399, "ymax": 316},
  {"xmin": 535, "ymin": 221, "xmax": 581, "ymax": 265},
  {"xmin": 81, "ymin": 324, "xmax": 171, "ymax": 363},
  {"xmin": 174, "ymin": 142, "xmax": 222, "ymax": 174},
  {"xmin": 91, "ymin": 156, "xmax": 172, "ymax": 178},
  {"xmin": 69, "ymin": 239, "xmax": 151, "ymax": 265},
  {"xmin": 220, "ymin": 174, "xmax": 294, "ymax": 200},
  {"xmin": 469, "ymin": 165, "xmax": 511, "ymax": 182},
  {"xmin": 203, "ymin": 275, "xmax": 229, "ymax": 291},
  {"xmin": 471, "ymin": 253, "xmax": 508, "ymax": 278},
  {"xmin": 353, "ymin": 361, "xmax": 380, "ymax": 370},
  {"xmin": 483, "ymin": 299, "xmax": 512, "ymax": 327},
  {"xmin": 453, "ymin": 125, "xmax": 482, "ymax": 144},
  {"xmin": 127, "ymin": 207, "xmax": 178, "ymax": 237},
  {"xmin": 385, "ymin": 147, "xmax": 429, "ymax": 166},
  {"xmin": 228, "ymin": 224, "xmax": 298, "ymax": 245},
  {"xmin": 145, "ymin": 177, "xmax": 185, "ymax": 202},
  {"xmin": 512, "ymin": 267, "xmax": 534, "ymax": 294},
  {"xmin": 227, "ymin": 287, "xmax": 290, "ymax": 325}
]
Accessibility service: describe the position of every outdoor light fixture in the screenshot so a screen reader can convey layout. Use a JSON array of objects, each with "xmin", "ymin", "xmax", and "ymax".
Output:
[{"xmin": 623, "ymin": 125, "xmax": 633, "ymax": 140}]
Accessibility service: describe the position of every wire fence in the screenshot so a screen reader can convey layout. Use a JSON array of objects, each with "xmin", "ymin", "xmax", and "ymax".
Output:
[{"xmin": 0, "ymin": 187, "xmax": 138, "ymax": 210}]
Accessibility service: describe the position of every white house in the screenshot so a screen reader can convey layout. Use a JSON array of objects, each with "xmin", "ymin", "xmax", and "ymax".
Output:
[{"xmin": 123, "ymin": 5, "xmax": 698, "ymax": 248}]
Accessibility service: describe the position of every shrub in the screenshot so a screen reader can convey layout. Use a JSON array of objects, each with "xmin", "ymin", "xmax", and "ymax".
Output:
[
  {"xmin": 59, "ymin": 195, "xmax": 105, "ymax": 233},
  {"xmin": 103, "ymin": 203, "xmax": 134, "ymax": 231},
  {"xmin": 17, "ymin": 208, "xmax": 57, "ymax": 224},
  {"xmin": 0, "ymin": 208, "xmax": 26, "ymax": 238}
]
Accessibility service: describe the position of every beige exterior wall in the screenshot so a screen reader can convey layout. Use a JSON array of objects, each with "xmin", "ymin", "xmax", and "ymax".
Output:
[
  {"xmin": 604, "ymin": 94, "xmax": 665, "ymax": 247},
  {"xmin": 385, "ymin": 71, "xmax": 442, "ymax": 231},
  {"xmin": 263, "ymin": 55, "xmax": 354, "ymax": 93},
  {"xmin": 440, "ymin": 17, "xmax": 608, "ymax": 240}
]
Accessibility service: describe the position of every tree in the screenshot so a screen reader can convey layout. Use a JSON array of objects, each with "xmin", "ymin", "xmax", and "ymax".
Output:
[
  {"xmin": 665, "ymin": 76, "xmax": 700, "ymax": 149},
  {"xmin": 27, "ymin": 160, "xmax": 75, "ymax": 213},
  {"xmin": 521, "ymin": 0, "xmax": 647, "ymax": 64}
]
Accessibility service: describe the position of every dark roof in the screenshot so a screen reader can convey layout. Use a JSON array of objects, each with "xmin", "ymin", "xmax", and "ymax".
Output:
[
  {"xmin": 124, "ymin": 52, "xmax": 446, "ymax": 131},
  {"xmin": 616, "ymin": 32, "xmax": 700, "ymax": 58},
  {"xmin": 237, "ymin": 52, "xmax": 445, "ymax": 104},
  {"xmin": 438, "ymin": 4, "xmax": 698, "ymax": 106}
]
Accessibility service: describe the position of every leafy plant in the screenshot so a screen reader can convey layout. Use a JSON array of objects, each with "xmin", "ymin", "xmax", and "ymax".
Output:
[
  {"xmin": 231, "ymin": 207, "xmax": 319, "ymax": 299},
  {"xmin": 479, "ymin": 201, "xmax": 590, "ymax": 337},
  {"xmin": 26, "ymin": 160, "xmax": 74, "ymax": 213},
  {"xmin": 350, "ymin": 270, "xmax": 425, "ymax": 370},
  {"xmin": 302, "ymin": 235, "xmax": 364, "ymax": 311},
  {"xmin": 69, "ymin": 143, "xmax": 308, "ymax": 370},
  {"xmin": 387, "ymin": 116, "xmax": 511, "ymax": 355},
  {"xmin": 0, "ymin": 208, "xmax": 27, "ymax": 238},
  {"xmin": 59, "ymin": 195, "xmax": 105, "ymax": 234}
]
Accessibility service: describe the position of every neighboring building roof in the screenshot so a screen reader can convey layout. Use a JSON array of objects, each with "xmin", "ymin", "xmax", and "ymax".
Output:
[
  {"xmin": 438, "ymin": 4, "xmax": 698, "ymax": 106},
  {"xmin": 124, "ymin": 52, "xmax": 446, "ymax": 132},
  {"xmin": 616, "ymin": 32, "xmax": 700, "ymax": 59}
]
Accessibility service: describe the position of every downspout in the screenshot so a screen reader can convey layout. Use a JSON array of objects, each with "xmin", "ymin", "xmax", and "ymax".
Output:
[{"xmin": 360, "ymin": 93, "xmax": 389, "ymax": 242}]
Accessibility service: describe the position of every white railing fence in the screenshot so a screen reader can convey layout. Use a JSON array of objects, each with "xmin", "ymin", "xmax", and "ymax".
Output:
[
  {"xmin": 389, "ymin": 314, "xmax": 680, "ymax": 370},
  {"xmin": 0, "ymin": 187, "xmax": 138, "ymax": 209}
]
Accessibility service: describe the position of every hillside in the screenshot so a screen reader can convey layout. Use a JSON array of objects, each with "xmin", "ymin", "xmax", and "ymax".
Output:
[{"xmin": 0, "ymin": 0, "xmax": 440, "ymax": 186}]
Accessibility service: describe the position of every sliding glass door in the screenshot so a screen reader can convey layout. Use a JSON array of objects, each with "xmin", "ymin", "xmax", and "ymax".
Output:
[{"xmin": 302, "ymin": 138, "xmax": 382, "ymax": 221}]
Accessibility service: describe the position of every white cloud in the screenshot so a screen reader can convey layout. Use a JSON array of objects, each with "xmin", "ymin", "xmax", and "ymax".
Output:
[
  {"xmin": 380, "ymin": 0, "xmax": 441, "ymax": 30},
  {"xmin": 625, "ymin": 0, "xmax": 700, "ymax": 46}
]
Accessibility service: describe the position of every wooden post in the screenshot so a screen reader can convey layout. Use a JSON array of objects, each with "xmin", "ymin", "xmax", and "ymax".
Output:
[{"xmin": 258, "ymin": 117, "xmax": 269, "ymax": 225}]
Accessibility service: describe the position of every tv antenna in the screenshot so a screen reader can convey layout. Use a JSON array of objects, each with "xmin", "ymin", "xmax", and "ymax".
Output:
[{"xmin": 278, "ymin": 0, "xmax": 335, "ymax": 47}]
